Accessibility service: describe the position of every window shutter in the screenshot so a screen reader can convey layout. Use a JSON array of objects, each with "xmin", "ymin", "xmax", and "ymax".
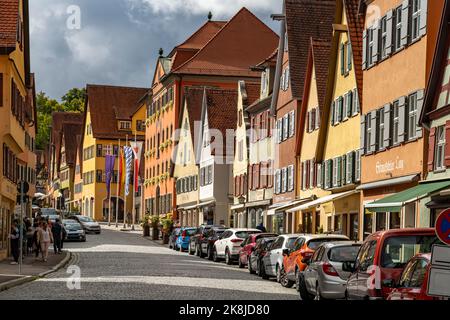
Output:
[
  {"xmin": 340, "ymin": 43, "xmax": 345, "ymax": 75},
  {"xmin": 317, "ymin": 163, "xmax": 322, "ymax": 188},
  {"xmin": 306, "ymin": 111, "xmax": 310, "ymax": 133},
  {"xmin": 370, "ymin": 111, "xmax": 377, "ymax": 152},
  {"xmin": 445, "ymin": 121, "xmax": 450, "ymax": 167},
  {"xmin": 372, "ymin": 21, "xmax": 380, "ymax": 64},
  {"xmin": 398, "ymin": 96, "xmax": 407, "ymax": 143},
  {"xmin": 283, "ymin": 115, "xmax": 289, "ymax": 140},
  {"xmin": 236, "ymin": 176, "xmax": 240, "ymax": 196},
  {"xmin": 343, "ymin": 94, "xmax": 348, "ymax": 120},
  {"xmin": 331, "ymin": 101, "xmax": 336, "ymax": 126},
  {"xmin": 305, "ymin": 160, "xmax": 310, "ymax": 189},
  {"xmin": 283, "ymin": 167, "xmax": 288, "ymax": 193},
  {"xmin": 301, "ymin": 162, "xmax": 305, "ymax": 191},
  {"xmin": 355, "ymin": 150, "xmax": 361, "ymax": 182},
  {"xmin": 401, "ymin": 0, "xmax": 410, "ymax": 47},
  {"xmin": 286, "ymin": 68, "xmax": 290, "ymax": 89},
  {"xmin": 337, "ymin": 157, "xmax": 342, "ymax": 187},
  {"xmin": 346, "ymin": 152, "xmax": 354, "ymax": 184},
  {"xmin": 383, "ymin": 103, "xmax": 392, "ymax": 148},
  {"xmin": 347, "ymin": 91, "xmax": 352, "ymax": 118},
  {"xmin": 290, "ymin": 111, "xmax": 295, "ymax": 137},
  {"xmin": 353, "ymin": 88, "xmax": 360, "ymax": 114},
  {"xmin": 386, "ymin": 10, "xmax": 394, "ymax": 56},
  {"xmin": 347, "ymin": 42, "xmax": 352, "ymax": 72},
  {"xmin": 360, "ymin": 116, "xmax": 366, "ymax": 153},
  {"xmin": 419, "ymin": 0, "xmax": 427, "ymax": 37},
  {"xmin": 427, "ymin": 127, "xmax": 436, "ymax": 172},
  {"xmin": 362, "ymin": 29, "xmax": 367, "ymax": 69},
  {"xmin": 341, "ymin": 155, "xmax": 346, "ymax": 186},
  {"xmin": 416, "ymin": 89, "xmax": 424, "ymax": 138},
  {"xmin": 277, "ymin": 119, "xmax": 283, "ymax": 143},
  {"xmin": 0, "ymin": 73, "xmax": 3, "ymax": 107},
  {"xmin": 315, "ymin": 108, "xmax": 320, "ymax": 129},
  {"xmin": 248, "ymin": 165, "xmax": 253, "ymax": 191},
  {"xmin": 250, "ymin": 116, "xmax": 255, "ymax": 142},
  {"xmin": 289, "ymin": 165, "xmax": 294, "ymax": 191},
  {"xmin": 339, "ymin": 97, "xmax": 344, "ymax": 122}
]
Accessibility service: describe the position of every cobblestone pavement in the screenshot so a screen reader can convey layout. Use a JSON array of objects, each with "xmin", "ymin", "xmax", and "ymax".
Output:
[{"xmin": 0, "ymin": 228, "xmax": 298, "ymax": 300}]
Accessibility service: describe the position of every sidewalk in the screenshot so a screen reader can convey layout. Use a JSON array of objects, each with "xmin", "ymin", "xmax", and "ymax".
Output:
[{"xmin": 0, "ymin": 250, "xmax": 71, "ymax": 291}]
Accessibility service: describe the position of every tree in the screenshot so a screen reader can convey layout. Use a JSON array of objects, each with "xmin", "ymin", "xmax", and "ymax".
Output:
[{"xmin": 61, "ymin": 88, "xmax": 86, "ymax": 112}]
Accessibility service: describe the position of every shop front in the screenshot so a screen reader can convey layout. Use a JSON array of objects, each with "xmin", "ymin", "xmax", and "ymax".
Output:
[
  {"xmin": 268, "ymin": 199, "xmax": 312, "ymax": 234},
  {"xmin": 0, "ymin": 181, "xmax": 17, "ymax": 261}
]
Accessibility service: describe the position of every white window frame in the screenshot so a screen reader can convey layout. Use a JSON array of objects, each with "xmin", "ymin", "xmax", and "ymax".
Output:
[
  {"xmin": 408, "ymin": 93, "xmax": 418, "ymax": 140},
  {"xmin": 288, "ymin": 165, "xmax": 294, "ymax": 191},
  {"xmin": 380, "ymin": 16, "xmax": 388, "ymax": 59},
  {"xmin": 368, "ymin": 27, "xmax": 374, "ymax": 66},
  {"xmin": 394, "ymin": 5, "xmax": 403, "ymax": 51},
  {"xmin": 392, "ymin": 101, "xmax": 400, "ymax": 145},
  {"xmin": 435, "ymin": 126, "xmax": 446, "ymax": 171},
  {"xmin": 366, "ymin": 114, "xmax": 373, "ymax": 152},
  {"xmin": 378, "ymin": 109, "xmax": 385, "ymax": 151},
  {"xmin": 411, "ymin": 0, "xmax": 421, "ymax": 41},
  {"xmin": 309, "ymin": 161, "xmax": 314, "ymax": 189},
  {"xmin": 332, "ymin": 158, "xmax": 338, "ymax": 187},
  {"xmin": 317, "ymin": 163, "xmax": 322, "ymax": 188},
  {"xmin": 302, "ymin": 162, "xmax": 307, "ymax": 191},
  {"xmin": 289, "ymin": 111, "xmax": 295, "ymax": 137}
]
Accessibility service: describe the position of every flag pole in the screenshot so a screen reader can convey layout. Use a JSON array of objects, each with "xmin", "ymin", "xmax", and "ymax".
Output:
[
  {"xmin": 123, "ymin": 135, "xmax": 128, "ymax": 229},
  {"xmin": 132, "ymin": 133, "xmax": 137, "ymax": 231},
  {"xmin": 108, "ymin": 143, "xmax": 112, "ymax": 226},
  {"xmin": 115, "ymin": 139, "xmax": 120, "ymax": 228}
]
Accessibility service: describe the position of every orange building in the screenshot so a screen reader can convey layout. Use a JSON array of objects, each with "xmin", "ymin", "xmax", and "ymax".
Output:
[{"xmin": 144, "ymin": 8, "xmax": 279, "ymax": 221}]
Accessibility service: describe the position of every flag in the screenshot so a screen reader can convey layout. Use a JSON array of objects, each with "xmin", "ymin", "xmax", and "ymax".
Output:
[
  {"xmin": 105, "ymin": 154, "xmax": 115, "ymax": 198},
  {"xmin": 124, "ymin": 146, "xmax": 134, "ymax": 196},
  {"xmin": 118, "ymin": 147, "xmax": 124, "ymax": 195},
  {"xmin": 130, "ymin": 141, "xmax": 143, "ymax": 192}
]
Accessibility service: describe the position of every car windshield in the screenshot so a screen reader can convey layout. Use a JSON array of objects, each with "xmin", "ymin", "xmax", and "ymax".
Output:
[
  {"xmin": 328, "ymin": 245, "xmax": 361, "ymax": 262},
  {"xmin": 286, "ymin": 237, "xmax": 298, "ymax": 249},
  {"xmin": 185, "ymin": 229, "xmax": 196, "ymax": 236},
  {"xmin": 78, "ymin": 216, "xmax": 94, "ymax": 222},
  {"xmin": 235, "ymin": 231, "xmax": 260, "ymax": 239},
  {"xmin": 381, "ymin": 235, "xmax": 441, "ymax": 268},
  {"xmin": 40, "ymin": 209, "xmax": 57, "ymax": 215},
  {"xmin": 307, "ymin": 238, "xmax": 349, "ymax": 250},
  {"xmin": 65, "ymin": 223, "xmax": 82, "ymax": 230},
  {"xmin": 48, "ymin": 215, "xmax": 59, "ymax": 220}
]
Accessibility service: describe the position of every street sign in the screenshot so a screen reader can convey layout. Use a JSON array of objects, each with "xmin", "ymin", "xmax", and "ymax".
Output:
[
  {"xmin": 435, "ymin": 208, "xmax": 450, "ymax": 245},
  {"xmin": 427, "ymin": 244, "xmax": 450, "ymax": 298},
  {"xmin": 17, "ymin": 181, "xmax": 29, "ymax": 194}
]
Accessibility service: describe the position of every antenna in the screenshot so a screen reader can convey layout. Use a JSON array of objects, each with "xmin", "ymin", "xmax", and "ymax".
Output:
[{"xmin": 208, "ymin": 11, "xmax": 213, "ymax": 21}]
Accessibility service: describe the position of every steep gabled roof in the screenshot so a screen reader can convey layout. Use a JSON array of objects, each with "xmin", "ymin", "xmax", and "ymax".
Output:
[
  {"xmin": 84, "ymin": 84, "xmax": 148, "ymax": 140},
  {"xmin": 171, "ymin": 7, "xmax": 279, "ymax": 77},
  {"xmin": 0, "ymin": 0, "xmax": 19, "ymax": 50},
  {"xmin": 183, "ymin": 87, "xmax": 204, "ymax": 145},
  {"xmin": 62, "ymin": 122, "xmax": 83, "ymax": 167},
  {"xmin": 285, "ymin": 0, "xmax": 336, "ymax": 99},
  {"xmin": 421, "ymin": 0, "xmax": 450, "ymax": 125},
  {"xmin": 175, "ymin": 20, "xmax": 227, "ymax": 51},
  {"xmin": 344, "ymin": 0, "xmax": 365, "ymax": 104},
  {"xmin": 243, "ymin": 82, "xmax": 261, "ymax": 108}
]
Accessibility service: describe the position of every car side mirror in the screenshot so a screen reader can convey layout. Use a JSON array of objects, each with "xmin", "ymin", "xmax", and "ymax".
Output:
[
  {"xmin": 301, "ymin": 257, "xmax": 311, "ymax": 265},
  {"xmin": 282, "ymin": 248, "xmax": 290, "ymax": 256},
  {"xmin": 342, "ymin": 261, "xmax": 356, "ymax": 273}
]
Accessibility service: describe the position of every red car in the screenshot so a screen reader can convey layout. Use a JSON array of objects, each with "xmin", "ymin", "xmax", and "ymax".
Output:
[
  {"xmin": 387, "ymin": 253, "xmax": 445, "ymax": 301},
  {"xmin": 238, "ymin": 233, "xmax": 278, "ymax": 268}
]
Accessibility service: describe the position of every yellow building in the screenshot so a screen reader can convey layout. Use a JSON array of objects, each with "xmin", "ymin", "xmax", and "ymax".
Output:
[
  {"xmin": 0, "ymin": 0, "xmax": 37, "ymax": 260},
  {"xmin": 80, "ymin": 84, "xmax": 148, "ymax": 222}
]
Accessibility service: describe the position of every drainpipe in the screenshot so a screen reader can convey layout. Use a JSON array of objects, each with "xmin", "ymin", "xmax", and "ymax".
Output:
[{"xmin": 270, "ymin": 2, "xmax": 286, "ymax": 117}]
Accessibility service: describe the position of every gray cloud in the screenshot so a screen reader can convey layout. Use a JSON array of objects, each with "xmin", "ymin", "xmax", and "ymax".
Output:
[{"xmin": 29, "ymin": 0, "xmax": 281, "ymax": 100}]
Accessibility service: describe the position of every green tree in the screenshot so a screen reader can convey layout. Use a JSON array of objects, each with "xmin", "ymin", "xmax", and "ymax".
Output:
[{"xmin": 61, "ymin": 88, "xmax": 86, "ymax": 112}]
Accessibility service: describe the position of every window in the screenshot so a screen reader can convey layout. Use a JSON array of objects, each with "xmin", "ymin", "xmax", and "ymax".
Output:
[
  {"xmin": 332, "ymin": 158, "xmax": 338, "ymax": 187},
  {"xmin": 378, "ymin": 109, "xmax": 385, "ymax": 150},
  {"xmin": 288, "ymin": 165, "xmax": 294, "ymax": 191},
  {"xmin": 96, "ymin": 144, "xmax": 103, "ymax": 157},
  {"xmin": 119, "ymin": 121, "xmax": 131, "ymax": 130},
  {"xmin": 316, "ymin": 163, "xmax": 322, "ymax": 188},
  {"xmin": 301, "ymin": 162, "xmax": 307, "ymax": 191},
  {"xmin": 136, "ymin": 120, "xmax": 145, "ymax": 132},
  {"xmin": 366, "ymin": 114, "xmax": 372, "ymax": 152},
  {"xmin": 392, "ymin": 101, "xmax": 400, "ymax": 145},
  {"xmin": 411, "ymin": 0, "xmax": 421, "ymax": 41},
  {"xmin": 407, "ymin": 93, "xmax": 418, "ymax": 140},
  {"xmin": 283, "ymin": 114, "xmax": 289, "ymax": 141},
  {"xmin": 380, "ymin": 16, "xmax": 388, "ymax": 59},
  {"xmin": 368, "ymin": 27, "xmax": 374, "ymax": 66},
  {"xmin": 289, "ymin": 111, "xmax": 295, "ymax": 137},
  {"xmin": 355, "ymin": 150, "xmax": 361, "ymax": 182},
  {"xmin": 435, "ymin": 126, "xmax": 446, "ymax": 171},
  {"xmin": 394, "ymin": 6, "xmax": 403, "ymax": 51},
  {"xmin": 281, "ymin": 167, "xmax": 287, "ymax": 193}
]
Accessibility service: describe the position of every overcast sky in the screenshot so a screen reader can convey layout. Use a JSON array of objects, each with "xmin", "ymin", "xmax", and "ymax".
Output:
[{"xmin": 29, "ymin": 0, "xmax": 281, "ymax": 100}]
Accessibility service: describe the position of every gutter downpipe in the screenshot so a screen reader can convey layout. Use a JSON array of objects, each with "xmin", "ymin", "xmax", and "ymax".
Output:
[{"xmin": 270, "ymin": 2, "xmax": 286, "ymax": 117}]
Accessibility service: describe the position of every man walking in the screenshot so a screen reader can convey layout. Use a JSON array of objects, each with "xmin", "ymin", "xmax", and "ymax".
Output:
[
  {"xmin": 51, "ymin": 218, "xmax": 63, "ymax": 254},
  {"xmin": 9, "ymin": 221, "xmax": 20, "ymax": 265}
]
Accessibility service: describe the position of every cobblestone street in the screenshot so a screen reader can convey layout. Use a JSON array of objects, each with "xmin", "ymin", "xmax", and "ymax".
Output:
[{"xmin": 0, "ymin": 228, "xmax": 298, "ymax": 300}]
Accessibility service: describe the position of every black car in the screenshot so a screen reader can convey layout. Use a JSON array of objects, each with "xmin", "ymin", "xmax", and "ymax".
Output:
[
  {"xmin": 188, "ymin": 224, "xmax": 225, "ymax": 256},
  {"xmin": 199, "ymin": 227, "xmax": 227, "ymax": 259},
  {"xmin": 249, "ymin": 237, "xmax": 276, "ymax": 276}
]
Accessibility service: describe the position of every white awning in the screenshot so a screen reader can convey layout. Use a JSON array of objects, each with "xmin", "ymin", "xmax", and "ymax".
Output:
[
  {"xmin": 245, "ymin": 199, "xmax": 271, "ymax": 208},
  {"xmin": 198, "ymin": 199, "xmax": 215, "ymax": 207},
  {"xmin": 230, "ymin": 204, "xmax": 245, "ymax": 211},
  {"xmin": 356, "ymin": 174, "xmax": 419, "ymax": 191},
  {"xmin": 286, "ymin": 190, "xmax": 357, "ymax": 213},
  {"xmin": 267, "ymin": 198, "xmax": 313, "ymax": 215}
]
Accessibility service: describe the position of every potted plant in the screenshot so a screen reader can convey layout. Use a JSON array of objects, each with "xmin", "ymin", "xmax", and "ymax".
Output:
[
  {"xmin": 160, "ymin": 214, "xmax": 173, "ymax": 244},
  {"xmin": 150, "ymin": 215, "xmax": 160, "ymax": 240},
  {"xmin": 141, "ymin": 214, "xmax": 151, "ymax": 237}
]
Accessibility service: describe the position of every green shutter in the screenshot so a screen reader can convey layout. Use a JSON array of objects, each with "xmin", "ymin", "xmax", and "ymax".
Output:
[
  {"xmin": 331, "ymin": 101, "xmax": 336, "ymax": 125},
  {"xmin": 340, "ymin": 43, "xmax": 345, "ymax": 75},
  {"xmin": 341, "ymin": 155, "xmax": 346, "ymax": 186},
  {"xmin": 337, "ymin": 157, "xmax": 342, "ymax": 187}
]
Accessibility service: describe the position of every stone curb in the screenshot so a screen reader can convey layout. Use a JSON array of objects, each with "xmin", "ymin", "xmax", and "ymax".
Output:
[{"xmin": 0, "ymin": 251, "xmax": 72, "ymax": 293}]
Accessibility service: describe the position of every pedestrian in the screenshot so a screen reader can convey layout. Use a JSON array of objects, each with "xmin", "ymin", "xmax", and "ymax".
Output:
[
  {"xmin": 8, "ymin": 221, "xmax": 20, "ymax": 265},
  {"xmin": 32, "ymin": 220, "xmax": 41, "ymax": 260},
  {"xmin": 51, "ymin": 218, "xmax": 63, "ymax": 254},
  {"xmin": 37, "ymin": 222, "xmax": 53, "ymax": 262},
  {"xmin": 256, "ymin": 222, "xmax": 267, "ymax": 233}
]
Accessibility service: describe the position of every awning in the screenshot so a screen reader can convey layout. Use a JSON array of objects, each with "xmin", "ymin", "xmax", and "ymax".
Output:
[
  {"xmin": 198, "ymin": 200, "xmax": 215, "ymax": 207},
  {"xmin": 286, "ymin": 190, "xmax": 357, "ymax": 213},
  {"xmin": 365, "ymin": 180, "xmax": 450, "ymax": 213},
  {"xmin": 267, "ymin": 198, "xmax": 313, "ymax": 215},
  {"xmin": 356, "ymin": 174, "xmax": 419, "ymax": 191},
  {"xmin": 245, "ymin": 199, "xmax": 271, "ymax": 208},
  {"xmin": 230, "ymin": 204, "xmax": 245, "ymax": 211}
]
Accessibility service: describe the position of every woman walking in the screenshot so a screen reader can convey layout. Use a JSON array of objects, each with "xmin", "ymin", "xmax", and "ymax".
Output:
[{"xmin": 37, "ymin": 222, "xmax": 53, "ymax": 262}]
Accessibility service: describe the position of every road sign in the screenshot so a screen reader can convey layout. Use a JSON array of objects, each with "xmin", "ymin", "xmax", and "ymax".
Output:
[
  {"xmin": 435, "ymin": 208, "xmax": 450, "ymax": 245},
  {"xmin": 17, "ymin": 181, "xmax": 29, "ymax": 194},
  {"xmin": 427, "ymin": 244, "xmax": 450, "ymax": 298}
]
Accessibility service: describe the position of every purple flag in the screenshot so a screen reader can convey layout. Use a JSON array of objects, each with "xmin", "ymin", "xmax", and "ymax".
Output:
[{"xmin": 105, "ymin": 154, "xmax": 115, "ymax": 198}]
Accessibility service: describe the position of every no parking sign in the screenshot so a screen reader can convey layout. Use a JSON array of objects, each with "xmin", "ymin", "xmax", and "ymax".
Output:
[{"xmin": 435, "ymin": 208, "xmax": 450, "ymax": 245}]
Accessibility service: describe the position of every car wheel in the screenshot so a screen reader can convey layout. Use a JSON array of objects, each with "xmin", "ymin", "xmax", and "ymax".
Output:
[
  {"xmin": 195, "ymin": 244, "xmax": 201, "ymax": 257},
  {"xmin": 295, "ymin": 269, "xmax": 300, "ymax": 292},
  {"xmin": 260, "ymin": 261, "xmax": 269, "ymax": 280},
  {"xmin": 238, "ymin": 255, "xmax": 244, "ymax": 268},
  {"xmin": 280, "ymin": 266, "xmax": 294, "ymax": 288},
  {"xmin": 207, "ymin": 246, "xmax": 213, "ymax": 261},
  {"xmin": 298, "ymin": 273, "xmax": 314, "ymax": 301},
  {"xmin": 248, "ymin": 257, "xmax": 255, "ymax": 274},
  {"xmin": 276, "ymin": 265, "xmax": 282, "ymax": 283},
  {"xmin": 213, "ymin": 247, "xmax": 220, "ymax": 262},
  {"xmin": 188, "ymin": 243, "xmax": 194, "ymax": 255},
  {"xmin": 225, "ymin": 248, "xmax": 233, "ymax": 265}
]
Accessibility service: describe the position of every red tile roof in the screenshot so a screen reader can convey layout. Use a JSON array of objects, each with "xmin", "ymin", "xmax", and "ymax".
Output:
[
  {"xmin": 184, "ymin": 86, "xmax": 204, "ymax": 145},
  {"xmin": 311, "ymin": 39, "xmax": 331, "ymax": 112},
  {"xmin": 172, "ymin": 7, "xmax": 279, "ymax": 77},
  {"xmin": 0, "ymin": 0, "xmax": 18, "ymax": 49},
  {"xmin": 176, "ymin": 21, "xmax": 227, "ymax": 50},
  {"xmin": 85, "ymin": 84, "xmax": 149, "ymax": 140},
  {"xmin": 243, "ymin": 82, "xmax": 261, "ymax": 107},
  {"xmin": 62, "ymin": 123, "xmax": 83, "ymax": 167},
  {"xmin": 285, "ymin": 0, "xmax": 336, "ymax": 99},
  {"xmin": 255, "ymin": 48, "xmax": 279, "ymax": 68},
  {"xmin": 344, "ymin": 0, "xmax": 365, "ymax": 104}
]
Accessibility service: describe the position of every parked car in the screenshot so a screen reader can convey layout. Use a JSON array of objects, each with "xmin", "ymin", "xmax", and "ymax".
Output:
[
  {"xmin": 386, "ymin": 253, "xmax": 439, "ymax": 300},
  {"xmin": 199, "ymin": 227, "xmax": 227, "ymax": 259},
  {"xmin": 299, "ymin": 241, "xmax": 361, "ymax": 300},
  {"xmin": 168, "ymin": 228, "xmax": 181, "ymax": 250},
  {"xmin": 284, "ymin": 234, "xmax": 350, "ymax": 289},
  {"xmin": 68, "ymin": 215, "xmax": 101, "ymax": 234},
  {"xmin": 344, "ymin": 228, "xmax": 441, "ymax": 300},
  {"xmin": 189, "ymin": 224, "xmax": 224, "ymax": 256},
  {"xmin": 175, "ymin": 227, "xmax": 197, "ymax": 252},
  {"xmin": 238, "ymin": 233, "xmax": 278, "ymax": 269},
  {"xmin": 249, "ymin": 237, "xmax": 277, "ymax": 276},
  {"xmin": 62, "ymin": 219, "xmax": 86, "ymax": 242},
  {"xmin": 260, "ymin": 234, "xmax": 302, "ymax": 285},
  {"xmin": 213, "ymin": 228, "xmax": 261, "ymax": 265}
]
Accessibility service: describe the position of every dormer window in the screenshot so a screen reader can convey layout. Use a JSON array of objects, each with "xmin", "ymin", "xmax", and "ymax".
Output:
[{"xmin": 119, "ymin": 121, "xmax": 131, "ymax": 131}]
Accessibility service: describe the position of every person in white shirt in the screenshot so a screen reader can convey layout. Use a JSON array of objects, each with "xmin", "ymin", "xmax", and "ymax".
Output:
[{"xmin": 37, "ymin": 222, "xmax": 53, "ymax": 262}]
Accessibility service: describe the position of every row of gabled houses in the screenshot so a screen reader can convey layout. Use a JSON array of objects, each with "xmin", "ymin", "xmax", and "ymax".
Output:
[{"xmin": 45, "ymin": 0, "xmax": 450, "ymax": 242}]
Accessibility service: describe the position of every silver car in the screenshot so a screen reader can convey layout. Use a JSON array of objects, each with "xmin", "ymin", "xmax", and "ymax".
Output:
[{"xmin": 300, "ymin": 241, "xmax": 361, "ymax": 300}]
